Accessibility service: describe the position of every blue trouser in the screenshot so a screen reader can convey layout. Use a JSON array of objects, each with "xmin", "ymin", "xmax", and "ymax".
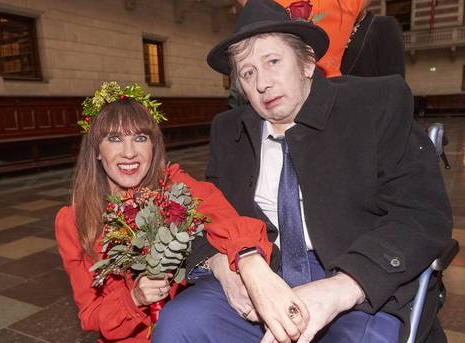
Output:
[{"xmin": 152, "ymin": 252, "xmax": 401, "ymax": 343}]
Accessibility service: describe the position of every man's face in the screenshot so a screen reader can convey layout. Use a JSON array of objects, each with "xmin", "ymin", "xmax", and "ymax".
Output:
[{"xmin": 235, "ymin": 35, "xmax": 314, "ymax": 127}]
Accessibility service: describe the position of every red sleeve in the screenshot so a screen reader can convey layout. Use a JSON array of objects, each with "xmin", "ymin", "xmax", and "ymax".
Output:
[
  {"xmin": 55, "ymin": 207, "xmax": 153, "ymax": 341},
  {"xmin": 168, "ymin": 164, "xmax": 273, "ymax": 271}
]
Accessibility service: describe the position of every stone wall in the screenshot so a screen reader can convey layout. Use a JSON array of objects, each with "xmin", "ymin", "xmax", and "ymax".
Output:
[
  {"xmin": 0, "ymin": 0, "xmax": 234, "ymax": 97},
  {"xmin": 405, "ymin": 48, "xmax": 465, "ymax": 95}
]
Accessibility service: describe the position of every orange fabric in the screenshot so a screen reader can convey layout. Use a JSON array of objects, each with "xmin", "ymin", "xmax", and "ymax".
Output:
[
  {"xmin": 55, "ymin": 163, "xmax": 272, "ymax": 342},
  {"xmin": 274, "ymin": 0, "xmax": 364, "ymax": 77}
]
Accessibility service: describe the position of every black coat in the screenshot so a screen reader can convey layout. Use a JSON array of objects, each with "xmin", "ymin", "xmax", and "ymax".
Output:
[
  {"xmin": 189, "ymin": 71, "xmax": 452, "ymax": 342},
  {"xmin": 341, "ymin": 12, "xmax": 405, "ymax": 78}
]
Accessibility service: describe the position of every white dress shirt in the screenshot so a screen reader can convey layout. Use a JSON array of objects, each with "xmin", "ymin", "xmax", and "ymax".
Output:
[{"xmin": 254, "ymin": 121, "xmax": 313, "ymax": 250}]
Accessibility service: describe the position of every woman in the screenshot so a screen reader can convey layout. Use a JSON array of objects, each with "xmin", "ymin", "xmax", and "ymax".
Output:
[{"xmin": 55, "ymin": 83, "xmax": 272, "ymax": 343}]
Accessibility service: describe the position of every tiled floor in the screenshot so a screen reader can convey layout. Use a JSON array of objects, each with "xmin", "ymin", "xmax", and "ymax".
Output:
[{"xmin": 0, "ymin": 119, "xmax": 464, "ymax": 343}]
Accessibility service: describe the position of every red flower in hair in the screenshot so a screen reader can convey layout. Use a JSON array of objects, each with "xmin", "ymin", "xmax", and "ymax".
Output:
[{"xmin": 288, "ymin": 1, "xmax": 313, "ymax": 21}]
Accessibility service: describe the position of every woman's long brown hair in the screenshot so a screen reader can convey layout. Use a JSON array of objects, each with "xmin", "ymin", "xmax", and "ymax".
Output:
[{"xmin": 72, "ymin": 101, "xmax": 166, "ymax": 259}]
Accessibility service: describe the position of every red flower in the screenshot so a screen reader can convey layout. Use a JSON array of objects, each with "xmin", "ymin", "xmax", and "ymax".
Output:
[
  {"xmin": 166, "ymin": 201, "xmax": 187, "ymax": 224},
  {"xmin": 124, "ymin": 205, "xmax": 139, "ymax": 223},
  {"xmin": 288, "ymin": 1, "xmax": 313, "ymax": 20}
]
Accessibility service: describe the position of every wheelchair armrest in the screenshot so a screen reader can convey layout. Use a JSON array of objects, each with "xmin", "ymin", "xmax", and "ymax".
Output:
[
  {"xmin": 431, "ymin": 239, "xmax": 459, "ymax": 271},
  {"xmin": 407, "ymin": 239, "xmax": 459, "ymax": 343},
  {"xmin": 427, "ymin": 123, "xmax": 445, "ymax": 156}
]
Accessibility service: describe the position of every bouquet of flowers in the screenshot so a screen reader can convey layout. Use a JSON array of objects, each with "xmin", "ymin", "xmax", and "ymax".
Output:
[{"xmin": 90, "ymin": 169, "xmax": 209, "ymax": 305}]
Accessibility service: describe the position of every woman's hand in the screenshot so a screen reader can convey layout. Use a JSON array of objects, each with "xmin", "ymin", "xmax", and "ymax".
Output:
[
  {"xmin": 209, "ymin": 253, "xmax": 259, "ymax": 322},
  {"xmin": 238, "ymin": 255, "xmax": 309, "ymax": 343},
  {"xmin": 131, "ymin": 275, "xmax": 171, "ymax": 307}
]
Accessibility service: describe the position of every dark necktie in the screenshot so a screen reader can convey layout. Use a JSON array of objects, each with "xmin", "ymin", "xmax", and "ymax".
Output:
[{"xmin": 277, "ymin": 137, "xmax": 311, "ymax": 287}]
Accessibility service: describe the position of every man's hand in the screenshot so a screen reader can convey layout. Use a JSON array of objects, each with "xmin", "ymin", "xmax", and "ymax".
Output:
[
  {"xmin": 238, "ymin": 254, "xmax": 310, "ymax": 343},
  {"xmin": 209, "ymin": 253, "xmax": 259, "ymax": 321},
  {"xmin": 260, "ymin": 273, "xmax": 365, "ymax": 343}
]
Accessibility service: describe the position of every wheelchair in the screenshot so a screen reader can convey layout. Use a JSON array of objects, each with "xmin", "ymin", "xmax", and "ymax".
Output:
[
  {"xmin": 427, "ymin": 123, "xmax": 451, "ymax": 170},
  {"xmin": 407, "ymin": 123, "xmax": 459, "ymax": 343}
]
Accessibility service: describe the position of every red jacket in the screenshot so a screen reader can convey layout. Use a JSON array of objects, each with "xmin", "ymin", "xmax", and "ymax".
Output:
[{"xmin": 55, "ymin": 163, "xmax": 271, "ymax": 342}]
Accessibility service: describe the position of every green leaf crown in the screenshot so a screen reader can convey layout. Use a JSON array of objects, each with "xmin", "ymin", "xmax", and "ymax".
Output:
[{"xmin": 78, "ymin": 81, "xmax": 166, "ymax": 133}]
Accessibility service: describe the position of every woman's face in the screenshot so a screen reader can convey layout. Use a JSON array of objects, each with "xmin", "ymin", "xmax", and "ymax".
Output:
[{"xmin": 98, "ymin": 132, "xmax": 153, "ymax": 195}]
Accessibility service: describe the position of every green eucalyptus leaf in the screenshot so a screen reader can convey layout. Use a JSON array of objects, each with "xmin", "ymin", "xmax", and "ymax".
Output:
[
  {"xmin": 136, "ymin": 230, "xmax": 147, "ymax": 238},
  {"xmin": 174, "ymin": 268, "xmax": 186, "ymax": 284},
  {"xmin": 169, "ymin": 222, "xmax": 178, "ymax": 235},
  {"xmin": 170, "ymin": 183, "xmax": 182, "ymax": 195},
  {"xmin": 181, "ymin": 195, "xmax": 191, "ymax": 205},
  {"xmin": 131, "ymin": 262, "xmax": 147, "ymax": 271},
  {"xmin": 164, "ymin": 249, "xmax": 183, "ymax": 260},
  {"xmin": 175, "ymin": 232, "xmax": 190, "ymax": 243},
  {"xmin": 154, "ymin": 242, "xmax": 165, "ymax": 253},
  {"xmin": 158, "ymin": 226, "xmax": 173, "ymax": 244},
  {"xmin": 160, "ymin": 264, "xmax": 177, "ymax": 272},
  {"xmin": 168, "ymin": 240, "xmax": 187, "ymax": 252},
  {"xmin": 110, "ymin": 244, "xmax": 129, "ymax": 252},
  {"xmin": 160, "ymin": 256, "xmax": 182, "ymax": 267},
  {"xmin": 135, "ymin": 211, "xmax": 147, "ymax": 229},
  {"xmin": 147, "ymin": 264, "xmax": 161, "ymax": 276},
  {"xmin": 108, "ymin": 249, "xmax": 121, "ymax": 256},
  {"xmin": 146, "ymin": 254, "xmax": 160, "ymax": 267},
  {"xmin": 89, "ymin": 258, "xmax": 110, "ymax": 271},
  {"xmin": 151, "ymin": 245, "xmax": 162, "ymax": 258},
  {"xmin": 107, "ymin": 194, "xmax": 122, "ymax": 204},
  {"xmin": 131, "ymin": 236, "xmax": 145, "ymax": 249}
]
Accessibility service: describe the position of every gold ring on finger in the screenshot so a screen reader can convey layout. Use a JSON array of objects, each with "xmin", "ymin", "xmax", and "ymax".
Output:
[{"xmin": 287, "ymin": 304, "xmax": 300, "ymax": 319}]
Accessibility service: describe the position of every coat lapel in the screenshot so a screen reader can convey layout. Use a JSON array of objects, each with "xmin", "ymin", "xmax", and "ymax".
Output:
[
  {"xmin": 235, "ymin": 104, "xmax": 263, "ymax": 160},
  {"xmin": 287, "ymin": 69, "xmax": 338, "ymax": 167}
]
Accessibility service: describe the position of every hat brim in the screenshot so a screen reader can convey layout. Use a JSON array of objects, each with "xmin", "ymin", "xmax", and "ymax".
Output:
[{"xmin": 207, "ymin": 20, "xmax": 329, "ymax": 75}]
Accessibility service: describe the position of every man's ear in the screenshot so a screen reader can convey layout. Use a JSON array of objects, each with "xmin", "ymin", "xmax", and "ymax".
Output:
[{"xmin": 304, "ymin": 62, "xmax": 316, "ymax": 79}]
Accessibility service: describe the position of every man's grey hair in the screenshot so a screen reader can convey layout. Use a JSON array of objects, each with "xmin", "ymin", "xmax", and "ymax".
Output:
[{"xmin": 227, "ymin": 32, "xmax": 316, "ymax": 97}]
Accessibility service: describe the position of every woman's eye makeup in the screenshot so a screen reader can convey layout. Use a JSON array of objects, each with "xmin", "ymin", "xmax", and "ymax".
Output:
[
  {"xmin": 135, "ymin": 135, "xmax": 148, "ymax": 142},
  {"xmin": 107, "ymin": 135, "xmax": 121, "ymax": 142}
]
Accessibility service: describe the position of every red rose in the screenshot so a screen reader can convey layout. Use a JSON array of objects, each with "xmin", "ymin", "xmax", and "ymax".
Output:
[
  {"xmin": 166, "ymin": 201, "xmax": 187, "ymax": 224},
  {"xmin": 124, "ymin": 205, "xmax": 139, "ymax": 223},
  {"xmin": 288, "ymin": 1, "xmax": 313, "ymax": 20}
]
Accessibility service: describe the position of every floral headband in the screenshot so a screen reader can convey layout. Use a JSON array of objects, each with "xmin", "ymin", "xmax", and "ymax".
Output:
[{"xmin": 78, "ymin": 81, "xmax": 166, "ymax": 133}]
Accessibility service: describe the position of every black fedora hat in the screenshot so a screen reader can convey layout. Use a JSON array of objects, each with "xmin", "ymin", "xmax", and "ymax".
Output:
[{"xmin": 207, "ymin": 0, "xmax": 329, "ymax": 75}]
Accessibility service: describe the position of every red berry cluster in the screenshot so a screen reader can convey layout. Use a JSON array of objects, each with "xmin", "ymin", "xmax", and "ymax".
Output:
[
  {"xmin": 141, "ymin": 246, "xmax": 149, "ymax": 255},
  {"xmin": 187, "ymin": 217, "xmax": 207, "ymax": 236}
]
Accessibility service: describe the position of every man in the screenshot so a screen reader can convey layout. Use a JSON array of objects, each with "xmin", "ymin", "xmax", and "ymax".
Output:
[
  {"xmin": 227, "ymin": 0, "xmax": 371, "ymax": 108},
  {"xmin": 152, "ymin": 1, "xmax": 452, "ymax": 343}
]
